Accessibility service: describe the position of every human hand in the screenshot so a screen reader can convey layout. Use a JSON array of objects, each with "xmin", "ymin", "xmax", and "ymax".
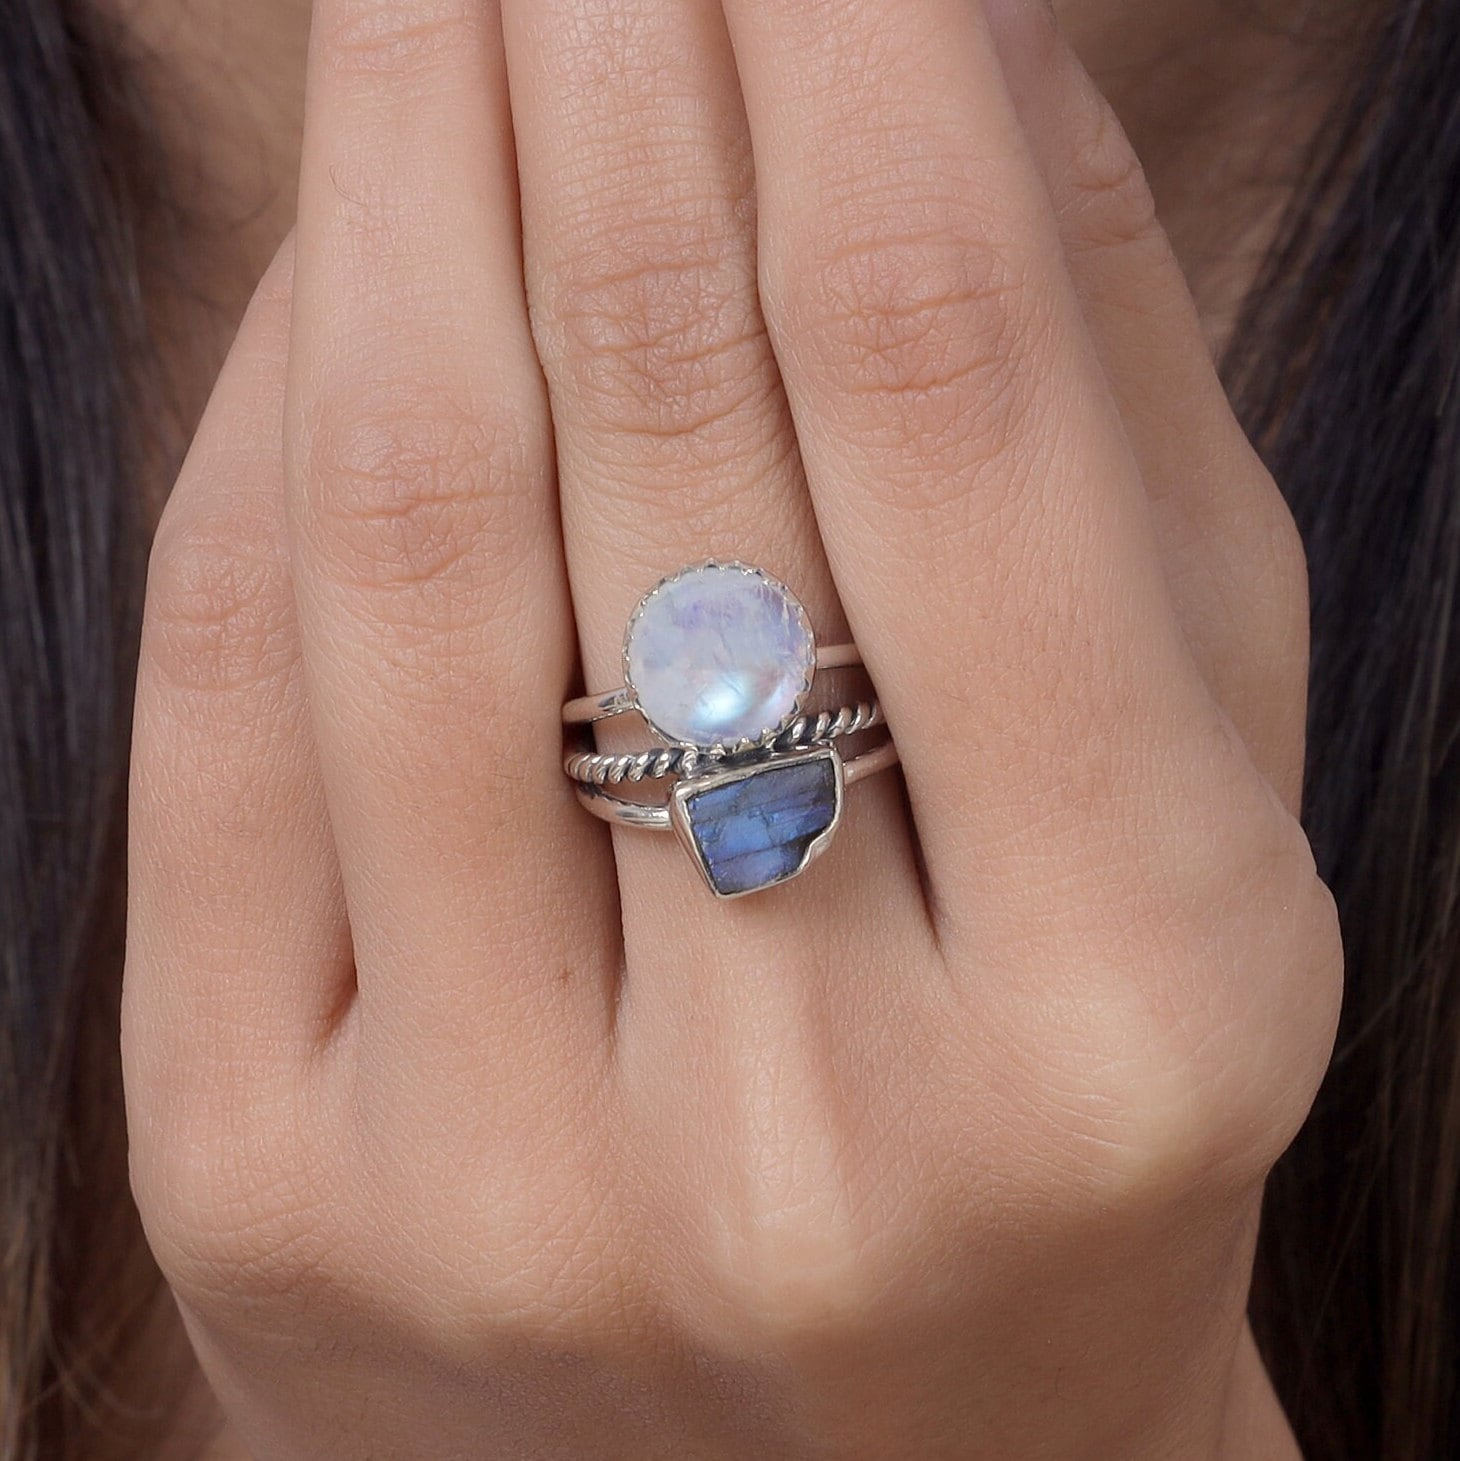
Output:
[{"xmin": 123, "ymin": 0, "xmax": 1341, "ymax": 1456}]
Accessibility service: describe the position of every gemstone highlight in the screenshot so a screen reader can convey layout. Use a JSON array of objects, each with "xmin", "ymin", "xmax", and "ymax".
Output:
[
  {"xmin": 674, "ymin": 751, "xmax": 841, "ymax": 898},
  {"xmin": 625, "ymin": 563, "xmax": 814, "ymax": 749}
]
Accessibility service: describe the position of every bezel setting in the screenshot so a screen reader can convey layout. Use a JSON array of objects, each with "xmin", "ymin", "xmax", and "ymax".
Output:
[
  {"xmin": 668, "ymin": 745, "xmax": 846, "ymax": 899},
  {"xmin": 621, "ymin": 560, "xmax": 817, "ymax": 755}
]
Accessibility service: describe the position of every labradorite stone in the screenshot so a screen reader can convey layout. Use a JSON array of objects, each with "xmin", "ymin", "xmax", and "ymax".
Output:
[
  {"xmin": 681, "ymin": 756, "xmax": 839, "ymax": 897},
  {"xmin": 626, "ymin": 564, "xmax": 814, "ymax": 748}
]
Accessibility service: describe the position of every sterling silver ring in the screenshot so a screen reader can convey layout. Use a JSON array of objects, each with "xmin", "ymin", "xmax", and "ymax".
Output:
[{"xmin": 561, "ymin": 561, "xmax": 899, "ymax": 899}]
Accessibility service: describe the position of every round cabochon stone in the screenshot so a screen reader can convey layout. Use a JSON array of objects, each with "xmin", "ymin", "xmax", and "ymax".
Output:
[{"xmin": 624, "ymin": 563, "xmax": 815, "ymax": 749}]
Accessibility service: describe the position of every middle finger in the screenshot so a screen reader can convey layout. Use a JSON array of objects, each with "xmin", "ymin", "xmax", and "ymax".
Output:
[{"xmin": 502, "ymin": 0, "xmax": 929, "ymax": 956}]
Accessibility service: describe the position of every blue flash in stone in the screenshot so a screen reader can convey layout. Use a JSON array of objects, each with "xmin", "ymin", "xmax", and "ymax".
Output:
[{"xmin": 670, "ymin": 748, "xmax": 844, "ymax": 898}]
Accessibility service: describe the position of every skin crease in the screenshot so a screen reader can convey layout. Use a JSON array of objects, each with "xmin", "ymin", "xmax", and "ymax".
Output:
[
  {"xmin": 102, "ymin": 1, "xmax": 1349, "ymax": 1457},
  {"xmin": 114, "ymin": 0, "xmax": 1337, "ymax": 494}
]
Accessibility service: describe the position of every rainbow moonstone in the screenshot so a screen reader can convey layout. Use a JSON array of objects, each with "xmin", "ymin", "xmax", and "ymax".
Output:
[{"xmin": 625, "ymin": 563, "xmax": 814, "ymax": 749}]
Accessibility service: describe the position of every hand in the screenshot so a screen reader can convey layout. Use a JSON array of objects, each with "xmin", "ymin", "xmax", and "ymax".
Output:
[{"xmin": 123, "ymin": 0, "xmax": 1341, "ymax": 1456}]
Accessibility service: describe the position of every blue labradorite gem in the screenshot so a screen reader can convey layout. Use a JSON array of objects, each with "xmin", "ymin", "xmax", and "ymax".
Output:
[
  {"xmin": 625, "ymin": 562, "xmax": 816, "ymax": 749},
  {"xmin": 672, "ymin": 749, "xmax": 843, "ymax": 898}
]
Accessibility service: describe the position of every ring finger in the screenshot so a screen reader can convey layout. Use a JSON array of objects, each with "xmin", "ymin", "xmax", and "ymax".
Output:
[{"xmin": 284, "ymin": 0, "xmax": 615, "ymax": 1093}]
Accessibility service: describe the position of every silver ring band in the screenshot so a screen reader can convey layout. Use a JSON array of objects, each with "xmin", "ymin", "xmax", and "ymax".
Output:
[{"xmin": 565, "ymin": 700, "xmax": 886, "ymax": 785}]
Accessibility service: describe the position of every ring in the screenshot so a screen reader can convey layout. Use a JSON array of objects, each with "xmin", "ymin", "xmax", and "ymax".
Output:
[
  {"xmin": 564, "ymin": 700, "xmax": 886, "ymax": 784},
  {"xmin": 561, "ymin": 561, "xmax": 899, "ymax": 899}
]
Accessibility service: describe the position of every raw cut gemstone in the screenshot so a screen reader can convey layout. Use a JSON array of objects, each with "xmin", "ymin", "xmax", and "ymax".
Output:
[
  {"xmin": 626, "ymin": 563, "xmax": 814, "ymax": 748},
  {"xmin": 676, "ymin": 753, "xmax": 841, "ymax": 897}
]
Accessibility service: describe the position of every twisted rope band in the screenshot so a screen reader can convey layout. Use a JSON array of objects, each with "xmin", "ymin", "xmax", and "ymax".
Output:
[{"xmin": 564, "ymin": 700, "xmax": 886, "ymax": 786}]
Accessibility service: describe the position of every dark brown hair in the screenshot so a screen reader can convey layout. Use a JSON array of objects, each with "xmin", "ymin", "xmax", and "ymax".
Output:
[
  {"xmin": 1, "ymin": 0, "xmax": 1457, "ymax": 1456},
  {"xmin": 1, "ymin": 2, "xmax": 165, "ymax": 1456},
  {"xmin": 1228, "ymin": 1, "xmax": 1460, "ymax": 1453}
]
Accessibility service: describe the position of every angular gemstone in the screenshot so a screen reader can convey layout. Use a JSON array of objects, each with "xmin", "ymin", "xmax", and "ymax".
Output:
[
  {"xmin": 673, "ymin": 750, "xmax": 842, "ymax": 898},
  {"xmin": 625, "ymin": 563, "xmax": 815, "ymax": 748}
]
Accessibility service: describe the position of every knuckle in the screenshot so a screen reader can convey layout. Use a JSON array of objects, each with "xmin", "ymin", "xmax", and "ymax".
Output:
[
  {"xmin": 772, "ymin": 227, "xmax": 1041, "ymax": 492},
  {"xmin": 1250, "ymin": 476, "xmax": 1312, "ymax": 648},
  {"xmin": 701, "ymin": 1209, "xmax": 889, "ymax": 1354},
  {"xmin": 1212, "ymin": 800, "xmax": 1344, "ymax": 1163},
  {"xmin": 1108, "ymin": 790, "xmax": 1341, "ymax": 1198},
  {"xmin": 144, "ymin": 510, "xmax": 294, "ymax": 699},
  {"xmin": 135, "ymin": 1120, "xmax": 340, "ymax": 1320},
  {"xmin": 1004, "ymin": 743, "xmax": 1343, "ymax": 1211},
  {"xmin": 301, "ymin": 378, "xmax": 542, "ymax": 603},
  {"xmin": 1059, "ymin": 95, "xmax": 1164, "ymax": 260},
  {"xmin": 542, "ymin": 220, "xmax": 773, "ymax": 462},
  {"xmin": 685, "ymin": 1114, "xmax": 888, "ymax": 1351},
  {"xmin": 317, "ymin": 0, "xmax": 480, "ymax": 84},
  {"xmin": 1232, "ymin": 502, "xmax": 1312, "ymax": 735}
]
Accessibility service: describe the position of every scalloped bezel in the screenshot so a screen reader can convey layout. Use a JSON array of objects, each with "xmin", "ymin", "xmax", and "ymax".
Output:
[{"xmin": 621, "ymin": 560, "xmax": 817, "ymax": 754}]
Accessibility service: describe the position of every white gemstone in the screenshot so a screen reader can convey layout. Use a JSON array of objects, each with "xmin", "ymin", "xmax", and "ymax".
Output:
[{"xmin": 625, "ymin": 564, "xmax": 815, "ymax": 749}]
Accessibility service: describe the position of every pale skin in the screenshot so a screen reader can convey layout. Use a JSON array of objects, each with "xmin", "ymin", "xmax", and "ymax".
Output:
[{"xmin": 117, "ymin": 0, "xmax": 1347, "ymax": 1456}]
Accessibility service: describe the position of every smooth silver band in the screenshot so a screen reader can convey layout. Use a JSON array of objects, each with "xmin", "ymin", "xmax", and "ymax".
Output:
[
  {"xmin": 573, "ymin": 740, "xmax": 901, "ymax": 832},
  {"xmin": 561, "ymin": 643, "xmax": 866, "ymax": 726}
]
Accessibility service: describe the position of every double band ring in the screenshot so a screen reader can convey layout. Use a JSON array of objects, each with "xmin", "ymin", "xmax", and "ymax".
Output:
[{"xmin": 561, "ymin": 561, "xmax": 899, "ymax": 899}]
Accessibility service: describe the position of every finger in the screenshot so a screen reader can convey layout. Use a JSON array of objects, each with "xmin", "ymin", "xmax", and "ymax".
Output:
[
  {"xmin": 985, "ymin": 0, "xmax": 1309, "ymax": 813},
  {"xmin": 502, "ymin": 0, "xmax": 927, "ymax": 939},
  {"xmin": 125, "ymin": 239, "xmax": 350, "ymax": 1112},
  {"xmin": 284, "ymin": 1, "xmax": 617, "ymax": 1064},
  {"xmin": 722, "ymin": 0, "xmax": 1263, "ymax": 942}
]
